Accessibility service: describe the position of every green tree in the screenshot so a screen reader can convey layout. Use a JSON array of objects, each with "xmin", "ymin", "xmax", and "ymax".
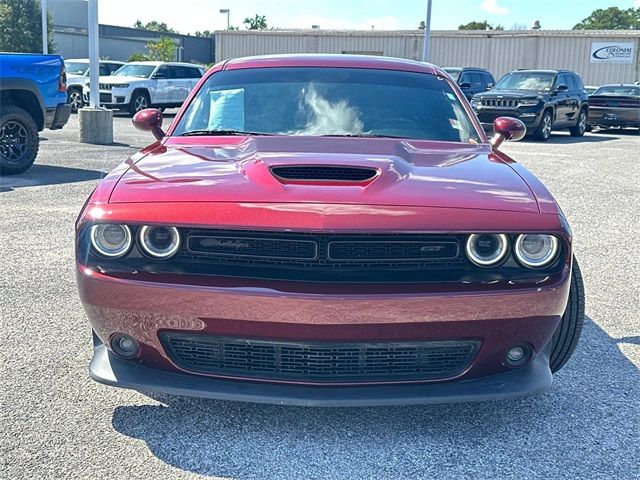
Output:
[
  {"xmin": 133, "ymin": 19, "xmax": 177, "ymax": 33},
  {"xmin": 194, "ymin": 30, "xmax": 213, "ymax": 37},
  {"xmin": 244, "ymin": 14, "xmax": 267, "ymax": 30},
  {"xmin": 573, "ymin": 7, "xmax": 639, "ymax": 30},
  {"xmin": 128, "ymin": 37, "xmax": 177, "ymax": 62},
  {"xmin": 0, "ymin": 0, "xmax": 55, "ymax": 53},
  {"xmin": 458, "ymin": 20, "xmax": 503, "ymax": 30}
]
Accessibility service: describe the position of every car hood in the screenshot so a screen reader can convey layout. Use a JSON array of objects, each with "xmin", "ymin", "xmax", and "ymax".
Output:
[
  {"xmin": 109, "ymin": 136, "xmax": 539, "ymax": 213},
  {"xmin": 474, "ymin": 89, "xmax": 544, "ymax": 100},
  {"xmin": 97, "ymin": 75, "xmax": 143, "ymax": 84}
]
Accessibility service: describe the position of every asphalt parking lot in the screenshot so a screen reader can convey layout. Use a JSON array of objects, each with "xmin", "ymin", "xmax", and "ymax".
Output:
[{"xmin": 1, "ymin": 114, "xmax": 639, "ymax": 479}]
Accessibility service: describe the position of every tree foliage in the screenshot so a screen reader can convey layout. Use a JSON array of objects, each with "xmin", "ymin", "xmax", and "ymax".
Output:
[
  {"xmin": 573, "ymin": 7, "xmax": 639, "ymax": 30},
  {"xmin": 458, "ymin": 20, "xmax": 504, "ymax": 30},
  {"xmin": 0, "ymin": 0, "xmax": 55, "ymax": 53},
  {"xmin": 244, "ymin": 14, "xmax": 267, "ymax": 30},
  {"xmin": 128, "ymin": 37, "xmax": 177, "ymax": 62},
  {"xmin": 133, "ymin": 20, "xmax": 177, "ymax": 33},
  {"xmin": 194, "ymin": 30, "xmax": 213, "ymax": 37}
]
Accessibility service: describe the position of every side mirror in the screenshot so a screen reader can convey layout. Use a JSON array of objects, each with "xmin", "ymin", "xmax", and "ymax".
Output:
[
  {"xmin": 459, "ymin": 82, "xmax": 471, "ymax": 89},
  {"xmin": 152, "ymin": 72, "xmax": 166, "ymax": 79},
  {"xmin": 555, "ymin": 84, "xmax": 568, "ymax": 93},
  {"xmin": 132, "ymin": 108, "xmax": 165, "ymax": 140},
  {"xmin": 486, "ymin": 82, "xmax": 494, "ymax": 89},
  {"xmin": 490, "ymin": 116, "xmax": 526, "ymax": 149}
]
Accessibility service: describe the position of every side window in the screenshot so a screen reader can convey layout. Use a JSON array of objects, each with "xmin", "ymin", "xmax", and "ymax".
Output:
[
  {"xmin": 556, "ymin": 74, "xmax": 568, "ymax": 90},
  {"xmin": 188, "ymin": 67, "xmax": 203, "ymax": 78},
  {"xmin": 573, "ymin": 74, "xmax": 584, "ymax": 91},
  {"xmin": 484, "ymin": 72, "xmax": 495, "ymax": 86},
  {"xmin": 107, "ymin": 64, "xmax": 122, "ymax": 75},
  {"xmin": 470, "ymin": 72, "xmax": 484, "ymax": 88},
  {"xmin": 566, "ymin": 75, "xmax": 577, "ymax": 91},
  {"xmin": 98, "ymin": 64, "xmax": 109, "ymax": 76},
  {"xmin": 459, "ymin": 72, "xmax": 471, "ymax": 86},
  {"xmin": 154, "ymin": 66, "xmax": 171, "ymax": 79},
  {"xmin": 170, "ymin": 66, "xmax": 187, "ymax": 79}
]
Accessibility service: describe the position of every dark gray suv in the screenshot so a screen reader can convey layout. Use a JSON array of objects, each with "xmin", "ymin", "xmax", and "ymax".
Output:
[
  {"xmin": 471, "ymin": 69, "xmax": 589, "ymax": 141},
  {"xmin": 443, "ymin": 67, "xmax": 495, "ymax": 100}
]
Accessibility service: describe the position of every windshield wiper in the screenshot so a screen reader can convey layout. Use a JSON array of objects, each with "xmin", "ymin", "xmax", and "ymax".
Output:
[{"xmin": 179, "ymin": 129, "xmax": 271, "ymax": 137}]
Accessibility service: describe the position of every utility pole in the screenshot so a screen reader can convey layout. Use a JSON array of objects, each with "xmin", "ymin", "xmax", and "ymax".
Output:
[
  {"xmin": 41, "ymin": 0, "xmax": 48, "ymax": 54},
  {"xmin": 422, "ymin": 0, "xmax": 433, "ymax": 62},
  {"xmin": 220, "ymin": 9, "xmax": 230, "ymax": 30}
]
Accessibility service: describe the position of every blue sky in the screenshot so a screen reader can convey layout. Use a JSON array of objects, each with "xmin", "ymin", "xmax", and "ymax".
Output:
[{"xmin": 99, "ymin": 0, "xmax": 640, "ymax": 34}]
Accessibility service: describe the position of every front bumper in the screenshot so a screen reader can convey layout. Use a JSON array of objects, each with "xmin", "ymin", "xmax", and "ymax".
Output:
[
  {"xmin": 474, "ymin": 107, "xmax": 543, "ymax": 132},
  {"xmin": 45, "ymin": 103, "xmax": 71, "ymax": 130},
  {"xmin": 90, "ymin": 340, "xmax": 554, "ymax": 406},
  {"xmin": 82, "ymin": 88, "xmax": 131, "ymax": 109}
]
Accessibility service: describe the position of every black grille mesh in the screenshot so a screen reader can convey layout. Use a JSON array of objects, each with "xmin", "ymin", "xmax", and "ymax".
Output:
[
  {"xmin": 161, "ymin": 333, "xmax": 480, "ymax": 383},
  {"xmin": 271, "ymin": 166, "xmax": 377, "ymax": 182}
]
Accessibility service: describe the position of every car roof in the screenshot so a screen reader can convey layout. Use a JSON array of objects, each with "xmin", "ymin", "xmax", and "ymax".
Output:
[
  {"xmin": 597, "ymin": 83, "xmax": 639, "ymax": 88},
  {"xmin": 512, "ymin": 69, "xmax": 577, "ymax": 75},
  {"xmin": 126, "ymin": 61, "xmax": 203, "ymax": 67},
  {"xmin": 222, "ymin": 54, "xmax": 442, "ymax": 75},
  {"xmin": 65, "ymin": 58, "xmax": 124, "ymax": 64}
]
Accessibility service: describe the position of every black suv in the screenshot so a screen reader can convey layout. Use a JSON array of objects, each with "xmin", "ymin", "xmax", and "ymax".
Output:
[
  {"xmin": 471, "ymin": 69, "xmax": 589, "ymax": 141},
  {"xmin": 443, "ymin": 67, "xmax": 495, "ymax": 100}
]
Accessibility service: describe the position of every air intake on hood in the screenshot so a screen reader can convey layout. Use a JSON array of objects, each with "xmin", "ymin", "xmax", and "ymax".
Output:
[{"xmin": 270, "ymin": 165, "xmax": 378, "ymax": 183}]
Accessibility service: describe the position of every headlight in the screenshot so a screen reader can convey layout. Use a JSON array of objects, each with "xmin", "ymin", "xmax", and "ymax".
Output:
[
  {"xmin": 519, "ymin": 99, "xmax": 539, "ymax": 107},
  {"xmin": 465, "ymin": 234, "xmax": 509, "ymax": 267},
  {"xmin": 90, "ymin": 224, "xmax": 132, "ymax": 258},
  {"xmin": 112, "ymin": 84, "xmax": 129, "ymax": 88},
  {"xmin": 138, "ymin": 226, "xmax": 181, "ymax": 259},
  {"xmin": 514, "ymin": 234, "xmax": 558, "ymax": 268}
]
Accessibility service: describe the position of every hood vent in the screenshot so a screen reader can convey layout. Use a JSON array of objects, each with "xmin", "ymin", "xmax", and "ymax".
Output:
[{"xmin": 270, "ymin": 165, "xmax": 378, "ymax": 183}]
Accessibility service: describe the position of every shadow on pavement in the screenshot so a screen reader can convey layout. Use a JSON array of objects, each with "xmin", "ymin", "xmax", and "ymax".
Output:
[
  {"xmin": 522, "ymin": 133, "xmax": 619, "ymax": 145},
  {"xmin": 111, "ymin": 317, "xmax": 639, "ymax": 479},
  {"xmin": 0, "ymin": 164, "xmax": 105, "ymax": 192}
]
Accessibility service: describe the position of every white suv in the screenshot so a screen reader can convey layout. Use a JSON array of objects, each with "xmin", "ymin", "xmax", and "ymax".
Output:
[
  {"xmin": 65, "ymin": 59, "xmax": 125, "ymax": 113},
  {"xmin": 82, "ymin": 61, "xmax": 205, "ymax": 116}
]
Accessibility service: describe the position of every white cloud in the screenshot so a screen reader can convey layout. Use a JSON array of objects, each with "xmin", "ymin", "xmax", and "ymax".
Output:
[
  {"xmin": 480, "ymin": 0, "xmax": 510, "ymax": 15},
  {"xmin": 635, "ymin": 0, "xmax": 640, "ymax": 7},
  {"xmin": 291, "ymin": 15, "xmax": 401, "ymax": 30}
]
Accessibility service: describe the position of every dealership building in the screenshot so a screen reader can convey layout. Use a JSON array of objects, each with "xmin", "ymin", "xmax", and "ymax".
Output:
[{"xmin": 47, "ymin": 1, "xmax": 638, "ymax": 86}]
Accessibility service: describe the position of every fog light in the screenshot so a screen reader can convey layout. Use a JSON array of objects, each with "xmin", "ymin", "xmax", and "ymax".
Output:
[
  {"xmin": 505, "ymin": 344, "xmax": 532, "ymax": 368},
  {"xmin": 111, "ymin": 333, "xmax": 139, "ymax": 358}
]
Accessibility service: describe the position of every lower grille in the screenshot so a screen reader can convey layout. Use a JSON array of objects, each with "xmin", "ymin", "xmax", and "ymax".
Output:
[{"xmin": 161, "ymin": 333, "xmax": 480, "ymax": 383}]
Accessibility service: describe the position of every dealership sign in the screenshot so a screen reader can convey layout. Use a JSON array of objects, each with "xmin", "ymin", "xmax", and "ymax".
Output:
[{"xmin": 590, "ymin": 42, "xmax": 635, "ymax": 64}]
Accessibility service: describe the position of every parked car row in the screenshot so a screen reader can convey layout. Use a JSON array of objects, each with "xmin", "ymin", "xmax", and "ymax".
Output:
[
  {"xmin": 64, "ymin": 59, "xmax": 205, "ymax": 116},
  {"xmin": 444, "ymin": 66, "xmax": 639, "ymax": 139}
]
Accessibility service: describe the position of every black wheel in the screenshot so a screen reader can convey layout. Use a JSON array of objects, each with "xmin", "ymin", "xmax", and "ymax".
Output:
[
  {"xmin": 0, "ymin": 105, "xmax": 39, "ymax": 175},
  {"xmin": 67, "ymin": 88, "xmax": 83, "ymax": 113},
  {"xmin": 128, "ymin": 91, "xmax": 149, "ymax": 116},
  {"xmin": 569, "ymin": 109, "xmax": 587, "ymax": 137},
  {"xmin": 533, "ymin": 110, "xmax": 553, "ymax": 141},
  {"xmin": 550, "ymin": 257, "xmax": 585, "ymax": 373}
]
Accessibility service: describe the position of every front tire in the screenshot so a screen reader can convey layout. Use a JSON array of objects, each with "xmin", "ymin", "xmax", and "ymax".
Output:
[
  {"xmin": 128, "ymin": 91, "xmax": 149, "ymax": 117},
  {"xmin": 533, "ymin": 110, "xmax": 553, "ymax": 141},
  {"xmin": 550, "ymin": 257, "xmax": 585, "ymax": 373},
  {"xmin": 0, "ymin": 105, "xmax": 39, "ymax": 175},
  {"xmin": 570, "ymin": 109, "xmax": 587, "ymax": 137},
  {"xmin": 67, "ymin": 88, "xmax": 83, "ymax": 113}
]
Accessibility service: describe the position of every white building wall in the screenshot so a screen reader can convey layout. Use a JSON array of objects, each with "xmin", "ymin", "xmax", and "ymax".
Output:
[{"xmin": 215, "ymin": 30, "xmax": 640, "ymax": 85}]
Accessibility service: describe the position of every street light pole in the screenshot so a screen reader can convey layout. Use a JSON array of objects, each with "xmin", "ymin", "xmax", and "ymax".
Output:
[
  {"xmin": 220, "ymin": 9, "xmax": 230, "ymax": 30},
  {"xmin": 422, "ymin": 0, "xmax": 433, "ymax": 62},
  {"xmin": 41, "ymin": 0, "xmax": 48, "ymax": 54}
]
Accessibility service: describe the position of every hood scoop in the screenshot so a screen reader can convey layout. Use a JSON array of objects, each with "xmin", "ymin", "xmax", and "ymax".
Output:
[{"xmin": 270, "ymin": 165, "xmax": 379, "ymax": 185}]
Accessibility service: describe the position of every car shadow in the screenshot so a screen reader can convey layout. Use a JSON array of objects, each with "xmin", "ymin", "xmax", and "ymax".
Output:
[
  {"xmin": 110, "ymin": 316, "xmax": 639, "ymax": 479},
  {"xmin": 0, "ymin": 164, "xmax": 105, "ymax": 192},
  {"xmin": 521, "ymin": 133, "xmax": 618, "ymax": 144}
]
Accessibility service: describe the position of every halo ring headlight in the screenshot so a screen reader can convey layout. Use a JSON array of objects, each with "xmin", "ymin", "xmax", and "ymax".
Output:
[
  {"xmin": 90, "ymin": 224, "xmax": 132, "ymax": 258},
  {"xmin": 138, "ymin": 225, "xmax": 181, "ymax": 259},
  {"xmin": 515, "ymin": 234, "xmax": 559, "ymax": 268},
  {"xmin": 466, "ymin": 233, "xmax": 509, "ymax": 267}
]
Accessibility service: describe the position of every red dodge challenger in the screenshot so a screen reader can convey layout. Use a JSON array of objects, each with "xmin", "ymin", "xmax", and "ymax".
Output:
[{"xmin": 76, "ymin": 55, "xmax": 584, "ymax": 406}]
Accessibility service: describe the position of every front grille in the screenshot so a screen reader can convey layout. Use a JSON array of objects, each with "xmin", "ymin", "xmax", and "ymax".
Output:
[
  {"xmin": 271, "ymin": 165, "xmax": 378, "ymax": 182},
  {"xmin": 181, "ymin": 230, "xmax": 467, "ymax": 280},
  {"xmin": 161, "ymin": 333, "xmax": 480, "ymax": 383},
  {"xmin": 481, "ymin": 98, "xmax": 520, "ymax": 108},
  {"xmin": 99, "ymin": 83, "xmax": 113, "ymax": 90}
]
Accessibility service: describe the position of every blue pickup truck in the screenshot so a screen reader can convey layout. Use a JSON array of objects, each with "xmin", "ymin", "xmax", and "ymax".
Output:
[{"xmin": 1, "ymin": 53, "xmax": 71, "ymax": 174}]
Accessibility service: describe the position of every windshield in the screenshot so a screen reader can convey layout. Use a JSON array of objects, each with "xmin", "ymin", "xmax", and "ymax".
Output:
[
  {"xmin": 173, "ymin": 67, "xmax": 481, "ymax": 143},
  {"xmin": 593, "ymin": 85, "xmax": 640, "ymax": 96},
  {"xmin": 65, "ymin": 62, "xmax": 89, "ymax": 75},
  {"xmin": 495, "ymin": 72, "xmax": 555, "ymax": 91},
  {"xmin": 443, "ymin": 68, "xmax": 461, "ymax": 81},
  {"xmin": 111, "ymin": 64, "xmax": 155, "ymax": 78}
]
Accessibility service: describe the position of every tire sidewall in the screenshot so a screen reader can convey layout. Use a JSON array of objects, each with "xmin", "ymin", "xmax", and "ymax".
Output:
[
  {"xmin": 129, "ymin": 91, "xmax": 149, "ymax": 116},
  {"xmin": 0, "ymin": 106, "xmax": 39, "ymax": 175}
]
